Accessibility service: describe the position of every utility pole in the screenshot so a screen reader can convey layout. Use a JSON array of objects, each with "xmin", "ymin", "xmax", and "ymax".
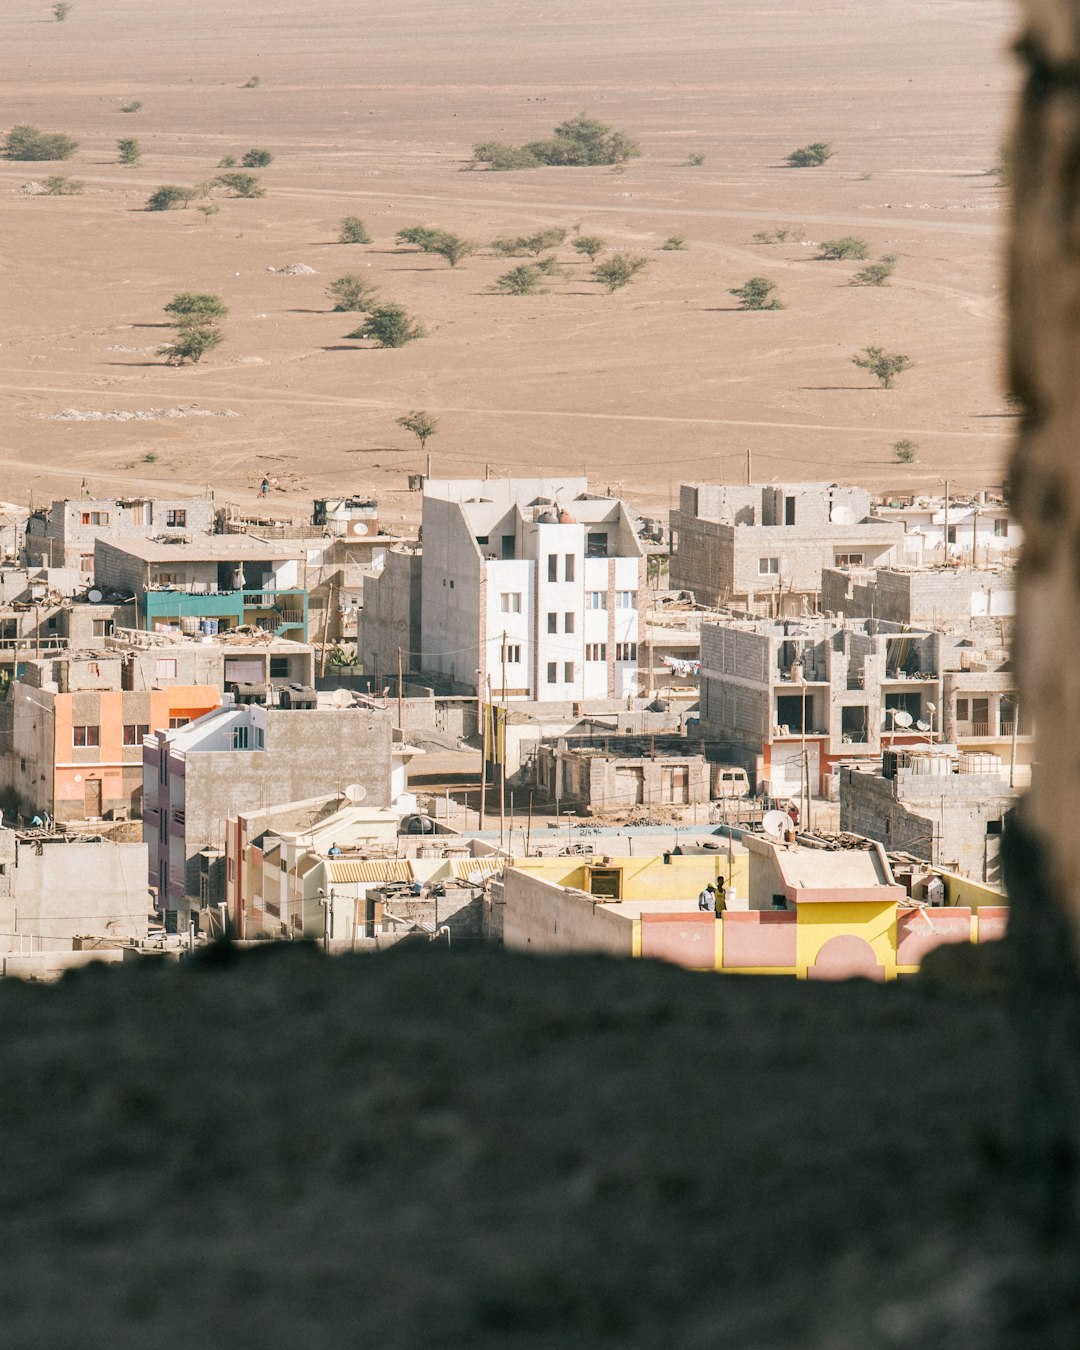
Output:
[
  {"xmin": 499, "ymin": 632, "xmax": 507, "ymax": 851},
  {"xmin": 478, "ymin": 686, "xmax": 488, "ymax": 832},
  {"xmin": 396, "ymin": 646, "xmax": 404, "ymax": 729},
  {"xmin": 746, "ymin": 447, "xmax": 752, "ymax": 485},
  {"xmin": 1010, "ymin": 695, "xmax": 1020, "ymax": 788}
]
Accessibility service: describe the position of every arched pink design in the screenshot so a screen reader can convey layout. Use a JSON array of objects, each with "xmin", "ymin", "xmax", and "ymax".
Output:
[{"xmin": 807, "ymin": 934, "xmax": 885, "ymax": 982}]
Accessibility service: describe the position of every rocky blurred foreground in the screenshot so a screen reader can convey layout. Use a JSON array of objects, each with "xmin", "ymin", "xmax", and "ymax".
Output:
[{"xmin": 0, "ymin": 943, "xmax": 1066, "ymax": 1349}]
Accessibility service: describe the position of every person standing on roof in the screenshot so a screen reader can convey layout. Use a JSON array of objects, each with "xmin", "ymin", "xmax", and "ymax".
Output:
[{"xmin": 698, "ymin": 883, "xmax": 714, "ymax": 911}]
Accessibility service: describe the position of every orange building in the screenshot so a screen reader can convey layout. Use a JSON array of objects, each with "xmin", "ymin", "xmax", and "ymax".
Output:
[{"xmin": 14, "ymin": 681, "xmax": 219, "ymax": 823}]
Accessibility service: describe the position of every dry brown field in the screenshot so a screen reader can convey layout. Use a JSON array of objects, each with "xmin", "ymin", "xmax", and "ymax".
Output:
[{"xmin": 0, "ymin": 0, "xmax": 1016, "ymax": 528}]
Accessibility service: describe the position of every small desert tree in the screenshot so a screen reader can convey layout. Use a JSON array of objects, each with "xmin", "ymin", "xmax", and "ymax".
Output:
[
  {"xmin": 197, "ymin": 204, "xmax": 220, "ymax": 224},
  {"xmin": 571, "ymin": 235, "xmax": 606, "ymax": 262},
  {"xmin": 42, "ymin": 175, "xmax": 83, "ymax": 195},
  {"xmin": 338, "ymin": 216, "xmax": 371, "ymax": 244},
  {"xmin": 117, "ymin": 137, "xmax": 141, "ymax": 165},
  {"xmin": 53, "ymin": 3, "xmax": 72, "ymax": 20},
  {"xmin": 853, "ymin": 345, "xmax": 913, "ymax": 388},
  {"xmin": 146, "ymin": 185, "xmax": 196, "ymax": 210},
  {"xmin": 661, "ymin": 236, "xmax": 687, "ymax": 251},
  {"xmin": 492, "ymin": 265, "xmax": 546, "ymax": 296},
  {"xmin": 214, "ymin": 172, "xmax": 264, "ymax": 198},
  {"xmin": 241, "ymin": 148, "xmax": 272, "ymax": 167},
  {"xmin": 429, "ymin": 232, "xmax": 479, "ymax": 268},
  {"xmin": 243, "ymin": 75, "xmax": 261, "ymax": 89},
  {"xmin": 523, "ymin": 228, "xmax": 567, "ymax": 255},
  {"xmin": 396, "ymin": 226, "xmax": 444, "ymax": 251},
  {"xmin": 396, "ymin": 410, "xmax": 439, "ymax": 451},
  {"xmin": 730, "ymin": 276, "xmax": 783, "ymax": 310},
  {"xmin": 892, "ymin": 439, "xmax": 919, "ymax": 463},
  {"xmin": 159, "ymin": 292, "xmax": 226, "ymax": 365},
  {"xmin": 851, "ymin": 259, "xmax": 896, "ymax": 287},
  {"xmin": 818, "ymin": 236, "xmax": 869, "ymax": 261},
  {"xmin": 347, "ymin": 304, "xmax": 426, "ymax": 348},
  {"xmin": 326, "ymin": 275, "xmax": 380, "ymax": 312},
  {"xmin": 3, "ymin": 125, "xmax": 78, "ymax": 161},
  {"xmin": 688, "ymin": 152, "xmax": 706, "ymax": 166},
  {"xmin": 120, "ymin": 100, "xmax": 142, "ymax": 114},
  {"xmin": 592, "ymin": 253, "xmax": 649, "ymax": 292},
  {"xmin": 163, "ymin": 292, "xmax": 229, "ymax": 323},
  {"xmin": 158, "ymin": 327, "xmax": 223, "ymax": 365},
  {"xmin": 787, "ymin": 142, "xmax": 833, "ymax": 167}
]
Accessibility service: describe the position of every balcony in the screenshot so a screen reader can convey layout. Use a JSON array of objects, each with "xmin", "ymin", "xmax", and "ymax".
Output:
[{"xmin": 956, "ymin": 718, "xmax": 1031, "ymax": 740}]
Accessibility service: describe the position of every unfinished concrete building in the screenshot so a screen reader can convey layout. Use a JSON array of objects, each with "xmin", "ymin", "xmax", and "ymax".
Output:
[
  {"xmin": 669, "ymin": 482, "xmax": 904, "ymax": 613},
  {"xmin": 839, "ymin": 749, "xmax": 1019, "ymax": 883},
  {"xmin": 534, "ymin": 744, "xmax": 712, "ymax": 813},
  {"xmin": 23, "ymin": 495, "xmax": 214, "ymax": 572},
  {"xmin": 359, "ymin": 547, "xmax": 422, "ymax": 689},
  {"xmin": 821, "ymin": 564, "xmax": 1015, "ymax": 633}
]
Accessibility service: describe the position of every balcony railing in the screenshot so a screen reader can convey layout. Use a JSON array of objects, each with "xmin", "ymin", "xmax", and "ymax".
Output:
[{"xmin": 956, "ymin": 719, "xmax": 1031, "ymax": 739}]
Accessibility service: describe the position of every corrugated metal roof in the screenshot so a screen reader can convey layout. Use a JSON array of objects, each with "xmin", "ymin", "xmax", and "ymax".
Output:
[
  {"xmin": 452, "ymin": 858, "xmax": 506, "ymax": 879},
  {"xmin": 329, "ymin": 860, "xmax": 413, "ymax": 884}
]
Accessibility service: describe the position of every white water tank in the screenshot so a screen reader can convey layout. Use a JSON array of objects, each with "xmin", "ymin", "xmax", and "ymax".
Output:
[{"xmin": 958, "ymin": 752, "xmax": 1002, "ymax": 775}]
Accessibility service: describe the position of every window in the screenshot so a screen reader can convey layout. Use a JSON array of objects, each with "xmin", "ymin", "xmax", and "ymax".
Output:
[
  {"xmin": 615, "ymin": 642, "xmax": 638, "ymax": 662},
  {"xmin": 563, "ymin": 662, "xmax": 575, "ymax": 683},
  {"xmin": 564, "ymin": 612, "xmax": 575, "ymax": 634},
  {"xmin": 784, "ymin": 496, "xmax": 796, "ymax": 526},
  {"xmin": 449, "ymin": 579, "xmax": 454, "ymax": 589},
  {"xmin": 758, "ymin": 557, "xmax": 779, "ymax": 575},
  {"xmin": 79, "ymin": 554, "xmax": 94, "ymax": 574},
  {"xmin": 564, "ymin": 554, "xmax": 575, "ymax": 582},
  {"xmin": 504, "ymin": 644, "xmax": 522, "ymax": 664},
  {"xmin": 500, "ymin": 592, "xmax": 521, "ymax": 614},
  {"xmin": 586, "ymin": 643, "xmax": 607, "ymax": 661},
  {"xmin": 156, "ymin": 658, "xmax": 178, "ymax": 679},
  {"xmin": 80, "ymin": 511, "xmax": 109, "ymax": 526},
  {"xmin": 841, "ymin": 706, "xmax": 869, "ymax": 743},
  {"xmin": 231, "ymin": 725, "xmax": 250, "ymax": 750},
  {"xmin": 123, "ymin": 723, "xmax": 150, "ymax": 745},
  {"xmin": 547, "ymin": 612, "xmax": 558, "ymax": 634},
  {"xmin": 956, "ymin": 698, "xmax": 970, "ymax": 721},
  {"xmin": 254, "ymin": 726, "xmax": 265, "ymax": 749},
  {"xmin": 994, "ymin": 518, "xmax": 1009, "ymax": 538},
  {"xmin": 834, "ymin": 553, "xmax": 864, "ymax": 567},
  {"xmin": 73, "ymin": 725, "xmax": 100, "ymax": 747},
  {"xmin": 165, "ymin": 509, "xmax": 187, "ymax": 528},
  {"xmin": 168, "ymin": 717, "xmax": 189, "ymax": 730},
  {"xmin": 269, "ymin": 657, "xmax": 290, "ymax": 679},
  {"xmin": 586, "ymin": 532, "xmax": 608, "ymax": 558},
  {"xmin": 615, "ymin": 591, "xmax": 637, "ymax": 609},
  {"xmin": 92, "ymin": 618, "xmax": 114, "ymax": 638},
  {"xmin": 128, "ymin": 503, "xmax": 148, "ymax": 526},
  {"xmin": 586, "ymin": 591, "xmax": 607, "ymax": 610},
  {"xmin": 172, "ymin": 808, "xmax": 186, "ymax": 826},
  {"xmin": 546, "ymin": 662, "xmax": 558, "ymax": 684},
  {"xmin": 501, "ymin": 535, "xmax": 516, "ymax": 560},
  {"xmin": 548, "ymin": 554, "xmax": 558, "ymax": 582},
  {"xmin": 475, "ymin": 535, "xmax": 489, "ymax": 546},
  {"xmin": 155, "ymin": 572, "xmax": 180, "ymax": 586},
  {"xmin": 947, "ymin": 526, "xmax": 957, "ymax": 544}
]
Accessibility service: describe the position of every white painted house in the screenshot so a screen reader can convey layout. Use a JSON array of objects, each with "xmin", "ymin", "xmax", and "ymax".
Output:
[{"xmin": 420, "ymin": 478, "xmax": 646, "ymax": 700}]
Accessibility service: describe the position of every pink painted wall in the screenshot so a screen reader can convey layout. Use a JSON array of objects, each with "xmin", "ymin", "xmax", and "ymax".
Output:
[
  {"xmin": 721, "ymin": 911, "xmax": 797, "ymax": 969},
  {"xmin": 896, "ymin": 908, "xmax": 972, "ymax": 967},
  {"xmin": 640, "ymin": 912, "xmax": 715, "ymax": 969}
]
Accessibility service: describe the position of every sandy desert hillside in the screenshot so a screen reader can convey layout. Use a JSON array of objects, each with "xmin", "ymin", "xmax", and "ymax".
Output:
[{"xmin": 0, "ymin": 0, "xmax": 1015, "ymax": 526}]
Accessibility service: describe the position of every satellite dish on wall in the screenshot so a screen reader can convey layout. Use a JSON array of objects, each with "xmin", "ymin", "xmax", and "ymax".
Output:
[
  {"xmin": 893, "ymin": 710, "xmax": 913, "ymax": 728},
  {"xmin": 830, "ymin": 506, "xmax": 853, "ymax": 525},
  {"xmin": 762, "ymin": 810, "xmax": 790, "ymax": 841},
  {"xmin": 87, "ymin": 588, "xmax": 103, "ymax": 603},
  {"xmin": 332, "ymin": 688, "xmax": 353, "ymax": 708},
  {"xmin": 344, "ymin": 783, "xmax": 367, "ymax": 803},
  {"xmin": 915, "ymin": 720, "xmax": 930, "ymax": 732}
]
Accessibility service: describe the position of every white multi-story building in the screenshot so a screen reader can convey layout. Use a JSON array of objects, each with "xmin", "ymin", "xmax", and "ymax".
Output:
[{"xmin": 420, "ymin": 478, "xmax": 646, "ymax": 700}]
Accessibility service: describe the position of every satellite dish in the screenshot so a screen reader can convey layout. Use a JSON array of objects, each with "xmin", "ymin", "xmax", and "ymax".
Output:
[
  {"xmin": 830, "ymin": 506, "xmax": 853, "ymax": 525},
  {"xmin": 916, "ymin": 720, "xmax": 930, "ymax": 732},
  {"xmin": 332, "ymin": 688, "xmax": 352, "ymax": 708},
  {"xmin": 344, "ymin": 783, "xmax": 367, "ymax": 803},
  {"xmin": 893, "ymin": 710, "xmax": 913, "ymax": 728},
  {"xmin": 762, "ymin": 810, "xmax": 790, "ymax": 841},
  {"xmin": 87, "ymin": 588, "xmax": 103, "ymax": 603}
]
